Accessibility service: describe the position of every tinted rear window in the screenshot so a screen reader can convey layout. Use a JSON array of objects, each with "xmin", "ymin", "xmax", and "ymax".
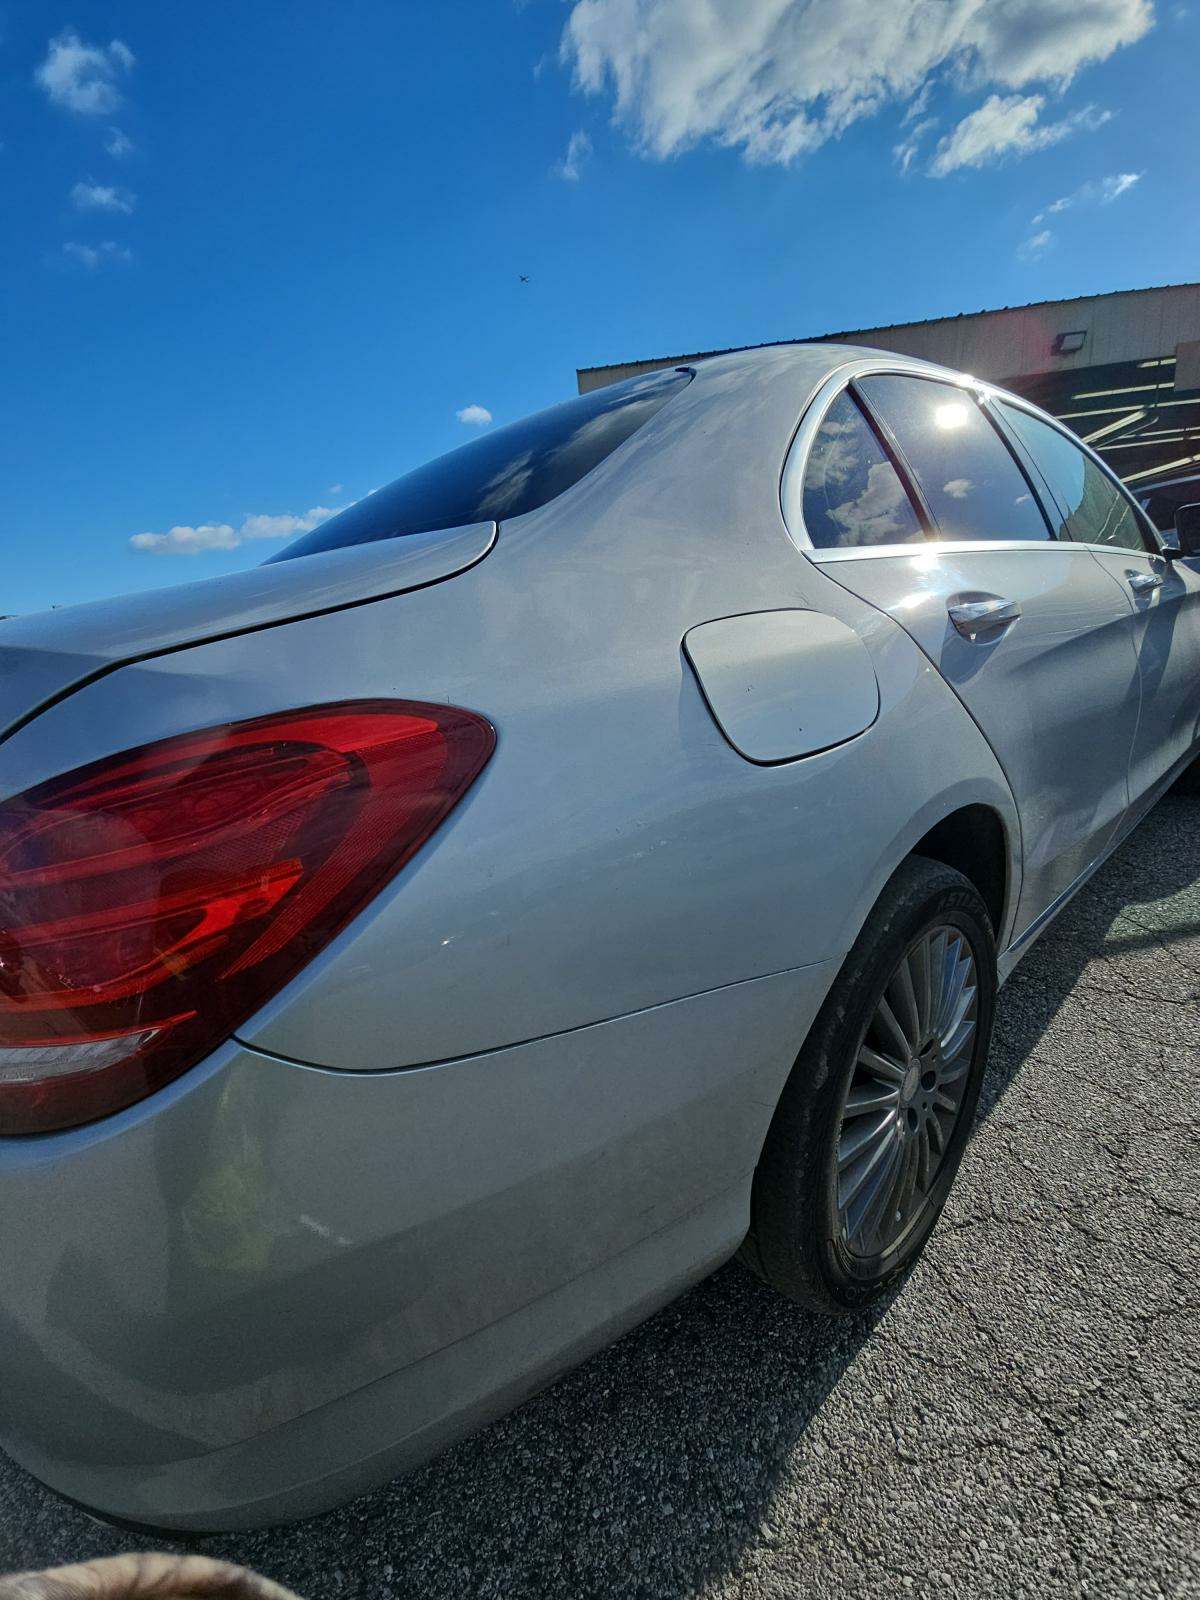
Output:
[{"xmin": 272, "ymin": 367, "xmax": 692, "ymax": 562}]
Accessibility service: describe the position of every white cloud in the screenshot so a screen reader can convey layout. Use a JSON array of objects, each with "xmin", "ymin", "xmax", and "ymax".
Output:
[
  {"xmin": 131, "ymin": 524, "xmax": 238, "ymax": 554},
  {"xmin": 1100, "ymin": 170, "xmax": 1141, "ymax": 200},
  {"xmin": 239, "ymin": 506, "xmax": 338, "ymax": 540},
  {"xmin": 942, "ymin": 478, "xmax": 974, "ymax": 499},
  {"xmin": 1018, "ymin": 227, "xmax": 1054, "ymax": 260},
  {"xmin": 63, "ymin": 239, "xmax": 133, "ymax": 268},
  {"xmin": 894, "ymin": 116, "xmax": 937, "ymax": 175},
  {"xmin": 1032, "ymin": 168, "xmax": 1142, "ymax": 220},
  {"xmin": 329, "ymin": 482, "xmax": 344, "ymax": 494},
  {"xmin": 70, "ymin": 181, "xmax": 136, "ymax": 214},
  {"xmin": 554, "ymin": 128, "xmax": 593, "ymax": 180},
  {"xmin": 130, "ymin": 505, "xmax": 339, "ymax": 555},
  {"xmin": 456, "ymin": 404, "xmax": 494, "ymax": 426},
  {"xmin": 104, "ymin": 127, "xmax": 135, "ymax": 158},
  {"xmin": 559, "ymin": 0, "xmax": 1151, "ymax": 166},
  {"xmin": 930, "ymin": 94, "xmax": 1109, "ymax": 175},
  {"xmin": 902, "ymin": 81, "xmax": 934, "ymax": 125},
  {"xmin": 36, "ymin": 29, "xmax": 135, "ymax": 115},
  {"xmin": 830, "ymin": 461, "xmax": 919, "ymax": 546},
  {"xmin": 962, "ymin": 0, "xmax": 1153, "ymax": 87}
]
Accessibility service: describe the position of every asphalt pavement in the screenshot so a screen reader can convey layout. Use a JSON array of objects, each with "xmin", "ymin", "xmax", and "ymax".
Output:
[{"xmin": 2, "ymin": 789, "xmax": 1198, "ymax": 1599}]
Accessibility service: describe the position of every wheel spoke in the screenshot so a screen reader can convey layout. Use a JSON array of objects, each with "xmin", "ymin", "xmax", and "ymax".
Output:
[
  {"xmin": 940, "ymin": 978, "xmax": 976, "ymax": 1058},
  {"xmin": 844, "ymin": 1083, "xmax": 902, "ymax": 1118},
  {"xmin": 915, "ymin": 1120, "xmax": 932, "ymax": 1191},
  {"xmin": 838, "ymin": 1112, "xmax": 894, "ymax": 1171},
  {"xmin": 890, "ymin": 956, "xmax": 921, "ymax": 1053},
  {"xmin": 873, "ymin": 995, "xmax": 912, "ymax": 1060},
  {"xmin": 927, "ymin": 929, "xmax": 949, "ymax": 1028},
  {"xmin": 866, "ymin": 1138, "xmax": 907, "ymax": 1248},
  {"xmin": 941, "ymin": 1004, "xmax": 977, "ymax": 1063},
  {"xmin": 846, "ymin": 1131, "xmax": 902, "ymax": 1247},
  {"xmin": 910, "ymin": 934, "xmax": 933, "ymax": 1044},
  {"xmin": 840, "ymin": 1119, "xmax": 897, "ymax": 1210},
  {"xmin": 893, "ymin": 1130, "xmax": 919, "ymax": 1222},
  {"xmin": 937, "ymin": 938, "xmax": 970, "ymax": 1039},
  {"xmin": 858, "ymin": 1045, "xmax": 905, "ymax": 1084}
]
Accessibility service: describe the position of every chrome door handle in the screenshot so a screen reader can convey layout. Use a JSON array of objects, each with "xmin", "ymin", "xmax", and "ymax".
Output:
[
  {"xmin": 1128, "ymin": 571, "xmax": 1164, "ymax": 595},
  {"xmin": 947, "ymin": 597, "xmax": 1022, "ymax": 640}
]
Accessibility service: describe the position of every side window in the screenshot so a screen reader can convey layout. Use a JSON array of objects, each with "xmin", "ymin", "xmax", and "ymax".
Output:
[
  {"xmin": 996, "ymin": 403, "xmax": 1151, "ymax": 554},
  {"xmin": 801, "ymin": 390, "xmax": 925, "ymax": 549},
  {"xmin": 856, "ymin": 375, "xmax": 1050, "ymax": 544}
]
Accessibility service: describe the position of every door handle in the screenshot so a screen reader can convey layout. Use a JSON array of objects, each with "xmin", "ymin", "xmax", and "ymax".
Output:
[
  {"xmin": 1128, "ymin": 571, "xmax": 1164, "ymax": 596},
  {"xmin": 947, "ymin": 597, "xmax": 1022, "ymax": 640}
]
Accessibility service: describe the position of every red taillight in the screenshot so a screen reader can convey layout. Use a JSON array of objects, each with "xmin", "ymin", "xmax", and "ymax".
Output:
[{"xmin": 0, "ymin": 700, "xmax": 495, "ymax": 1135}]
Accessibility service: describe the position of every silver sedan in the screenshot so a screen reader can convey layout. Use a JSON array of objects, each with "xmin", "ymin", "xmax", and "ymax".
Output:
[{"xmin": 1, "ymin": 343, "xmax": 1198, "ymax": 1530}]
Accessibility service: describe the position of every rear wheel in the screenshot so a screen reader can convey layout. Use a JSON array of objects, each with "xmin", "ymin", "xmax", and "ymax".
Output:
[{"xmin": 743, "ymin": 857, "xmax": 996, "ymax": 1314}]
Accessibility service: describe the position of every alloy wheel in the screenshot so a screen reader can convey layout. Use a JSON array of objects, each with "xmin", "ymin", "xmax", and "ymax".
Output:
[{"xmin": 835, "ymin": 925, "xmax": 978, "ymax": 1258}]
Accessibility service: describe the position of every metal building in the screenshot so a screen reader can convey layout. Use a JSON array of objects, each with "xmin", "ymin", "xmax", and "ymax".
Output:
[{"xmin": 577, "ymin": 281, "xmax": 1200, "ymax": 488}]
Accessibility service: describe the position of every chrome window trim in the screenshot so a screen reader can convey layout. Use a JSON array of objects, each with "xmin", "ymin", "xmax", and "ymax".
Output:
[
  {"xmin": 816, "ymin": 538, "xmax": 1114, "ymax": 563},
  {"xmin": 781, "ymin": 355, "xmax": 1168, "ymax": 563}
]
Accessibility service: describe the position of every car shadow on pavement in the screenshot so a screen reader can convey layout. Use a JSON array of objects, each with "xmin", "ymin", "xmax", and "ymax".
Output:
[{"xmin": 4, "ymin": 793, "xmax": 1198, "ymax": 1600}]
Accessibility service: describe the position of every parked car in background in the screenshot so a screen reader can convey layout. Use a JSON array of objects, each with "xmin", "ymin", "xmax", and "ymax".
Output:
[
  {"xmin": 1, "ymin": 344, "xmax": 1198, "ymax": 1532},
  {"xmin": 1137, "ymin": 470, "xmax": 1200, "ymax": 534}
]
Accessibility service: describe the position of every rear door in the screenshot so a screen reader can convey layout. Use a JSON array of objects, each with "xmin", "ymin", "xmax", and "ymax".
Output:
[
  {"xmin": 995, "ymin": 401, "xmax": 1200, "ymax": 805},
  {"xmin": 786, "ymin": 369, "xmax": 1141, "ymax": 941}
]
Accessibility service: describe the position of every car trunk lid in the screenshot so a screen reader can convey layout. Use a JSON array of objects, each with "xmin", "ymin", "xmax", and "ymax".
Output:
[{"xmin": 0, "ymin": 520, "xmax": 495, "ymax": 741}]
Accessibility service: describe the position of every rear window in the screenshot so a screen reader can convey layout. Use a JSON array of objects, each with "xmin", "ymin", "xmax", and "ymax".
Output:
[{"xmin": 272, "ymin": 367, "xmax": 692, "ymax": 562}]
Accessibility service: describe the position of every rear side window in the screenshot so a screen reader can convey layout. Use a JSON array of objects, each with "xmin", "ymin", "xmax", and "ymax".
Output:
[
  {"xmin": 857, "ymin": 375, "xmax": 1050, "ymax": 544},
  {"xmin": 273, "ymin": 367, "xmax": 692, "ymax": 562},
  {"xmin": 996, "ymin": 403, "xmax": 1150, "ymax": 553},
  {"xmin": 801, "ymin": 389, "xmax": 925, "ymax": 549}
]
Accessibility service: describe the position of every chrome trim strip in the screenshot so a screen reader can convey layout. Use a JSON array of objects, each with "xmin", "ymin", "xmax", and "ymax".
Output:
[{"xmin": 813, "ymin": 539, "xmax": 1101, "ymax": 564}]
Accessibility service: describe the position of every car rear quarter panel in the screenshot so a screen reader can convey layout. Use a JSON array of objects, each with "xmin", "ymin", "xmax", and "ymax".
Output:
[{"xmin": 0, "ymin": 539, "xmax": 1017, "ymax": 1075}]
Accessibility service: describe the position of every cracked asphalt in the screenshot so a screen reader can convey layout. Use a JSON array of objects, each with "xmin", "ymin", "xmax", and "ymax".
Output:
[{"xmin": 2, "ymin": 788, "xmax": 1198, "ymax": 1599}]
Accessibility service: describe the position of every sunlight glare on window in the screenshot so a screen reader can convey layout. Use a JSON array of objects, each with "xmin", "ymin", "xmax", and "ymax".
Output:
[{"xmin": 933, "ymin": 402, "xmax": 970, "ymax": 432}]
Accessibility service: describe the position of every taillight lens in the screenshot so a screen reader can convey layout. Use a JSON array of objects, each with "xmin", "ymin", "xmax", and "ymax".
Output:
[{"xmin": 0, "ymin": 700, "xmax": 494, "ymax": 1135}]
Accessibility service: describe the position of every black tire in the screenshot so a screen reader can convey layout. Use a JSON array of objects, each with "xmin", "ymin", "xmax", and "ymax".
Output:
[{"xmin": 742, "ymin": 856, "xmax": 996, "ymax": 1314}]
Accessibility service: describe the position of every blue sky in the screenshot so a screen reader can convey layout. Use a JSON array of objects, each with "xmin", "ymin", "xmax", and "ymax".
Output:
[{"xmin": 3, "ymin": 0, "xmax": 1197, "ymax": 613}]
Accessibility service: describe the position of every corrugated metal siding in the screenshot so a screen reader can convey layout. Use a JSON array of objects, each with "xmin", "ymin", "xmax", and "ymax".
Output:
[{"xmin": 578, "ymin": 283, "xmax": 1200, "ymax": 392}]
